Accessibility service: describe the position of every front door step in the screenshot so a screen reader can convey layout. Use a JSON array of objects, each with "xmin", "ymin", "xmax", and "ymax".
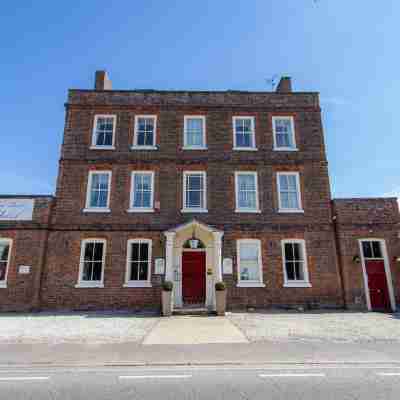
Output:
[{"xmin": 173, "ymin": 307, "xmax": 212, "ymax": 316}]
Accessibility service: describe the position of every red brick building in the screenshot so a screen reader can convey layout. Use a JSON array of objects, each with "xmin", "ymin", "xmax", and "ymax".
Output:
[{"xmin": 1, "ymin": 72, "xmax": 399, "ymax": 312}]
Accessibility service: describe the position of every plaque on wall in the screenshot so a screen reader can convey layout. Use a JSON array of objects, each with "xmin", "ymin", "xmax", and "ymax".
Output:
[
  {"xmin": 154, "ymin": 258, "xmax": 165, "ymax": 275},
  {"xmin": 0, "ymin": 199, "xmax": 34, "ymax": 221},
  {"xmin": 18, "ymin": 265, "xmax": 31, "ymax": 274},
  {"xmin": 223, "ymin": 258, "xmax": 233, "ymax": 274}
]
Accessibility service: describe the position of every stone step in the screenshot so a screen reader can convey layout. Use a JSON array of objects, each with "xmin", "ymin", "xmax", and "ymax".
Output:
[{"xmin": 173, "ymin": 307, "xmax": 212, "ymax": 316}]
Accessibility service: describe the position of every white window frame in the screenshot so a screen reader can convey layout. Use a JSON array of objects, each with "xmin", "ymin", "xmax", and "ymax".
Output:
[
  {"xmin": 90, "ymin": 115, "xmax": 116, "ymax": 150},
  {"xmin": 124, "ymin": 239, "xmax": 152, "ymax": 287},
  {"xmin": 276, "ymin": 172, "xmax": 303, "ymax": 213},
  {"xmin": 183, "ymin": 115, "xmax": 207, "ymax": 150},
  {"xmin": 234, "ymin": 171, "xmax": 260, "ymax": 213},
  {"xmin": 0, "ymin": 238, "xmax": 12, "ymax": 288},
  {"xmin": 232, "ymin": 116, "xmax": 257, "ymax": 151},
  {"xmin": 281, "ymin": 239, "xmax": 311, "ymax": 288},
  {"xmin": 128, "ymin": 171, "xmax": 155, "ymax": 213},
  {"xmin": 83, "ymin": 170, "xmax": 112, "ymax": 213},
  {"xmin": 76, "ymin": 238, "xmax": 106, "ymax": 288},
  {"xmin": 131, "ymin": 115, "xmax": 157, "ymax": 150},
  {"xmin": 181, "ymin": 171, "xmax": 208, "ymax": 213},
  {"xmin": 236, "ymin": 239, "xmax": 265, "ymax": 287},
  {"xmin": 272, "ymin": 116, "xmax": 297, "ymax": 151}
]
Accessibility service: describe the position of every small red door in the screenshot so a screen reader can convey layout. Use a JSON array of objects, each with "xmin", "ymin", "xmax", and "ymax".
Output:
[
  {"xmin": 182, "ymin": 252, "xmax": 206, "ymax": 304},
  {"xmin": 366, "ymin": 260, "xmax": 390, "ymax": 311}
]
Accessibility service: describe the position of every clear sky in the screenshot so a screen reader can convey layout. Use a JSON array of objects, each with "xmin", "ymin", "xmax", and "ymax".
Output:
[{"xmin": 1, "ymin": 1, "xmax": 399, "ymax": 200}]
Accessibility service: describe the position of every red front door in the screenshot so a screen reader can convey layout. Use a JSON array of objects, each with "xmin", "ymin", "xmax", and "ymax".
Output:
[
  {"xmin": 366, "ymin": 260, "xmax": 390, "ymax": 311},
  {"xmin": 182, "ymin": 251, "xmax": 206, "ymax": 305}
]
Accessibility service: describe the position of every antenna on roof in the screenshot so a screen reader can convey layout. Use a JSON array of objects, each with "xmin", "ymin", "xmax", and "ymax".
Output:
[{"xmin": 265, "ymin": 74, "xmax": 279, "ymax": 90}]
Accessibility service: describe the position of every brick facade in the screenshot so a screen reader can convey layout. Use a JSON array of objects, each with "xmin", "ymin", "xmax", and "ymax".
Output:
[{"xmin": 0, "ymin": 73, "xmax": 398, "ymax": 312}]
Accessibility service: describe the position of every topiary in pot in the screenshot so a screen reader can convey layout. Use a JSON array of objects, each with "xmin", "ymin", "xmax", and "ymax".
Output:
[
  {"xmin": 161, "ymin": 280, "xmax": 174, "ymax": 316},
  {"xmin": 162, "ymin": 280, "xmax": 173, "ymax": 291},
  {"xmin": 215, "ymin": 281, "xmax": 227, "ymax": 316},
  {"xmin": 215, "ymin": 281, "xmax": 226, "ymax": 291}
]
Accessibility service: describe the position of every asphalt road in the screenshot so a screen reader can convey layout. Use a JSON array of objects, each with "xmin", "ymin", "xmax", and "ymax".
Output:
[{"xmin": 1, "ymin": 364, "xmax": 400, "ymax": 399}]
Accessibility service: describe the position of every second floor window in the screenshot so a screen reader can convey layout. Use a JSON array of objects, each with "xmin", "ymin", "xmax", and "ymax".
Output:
[
  {"xmin": 277, "ymin": 172, "xmax": 302, "ymax": 212},
  {"xmin": 133, "ymin": 115, "xmax": 157, "ymax": 148},
  {"xmin": 0, "ymin": 239, "xmax": 11, "ymax": 287},
  {"xmin": 184, "ymin": 116, "xmax": 206, "ymax": 149},
  {"xmin": 92, "ymin": 115, "xmax": 116, "ymax": 149},
  {"xmin": 183, "ymin": 171, "xmax": 207, "ymax": 212},
  {"xmin": 130, "ymin": 171, "xmax": 154, "ymax": 212},
  {"xmin": 235, "ymin": 172, "xmax": 259, "ymax": 212},
  {"xmin": 85, "ymin": 171, "xmax": 111, "ymax": 211},
  {"xmin": 233, "ymin": 117, "xmax": 256, "ymax": 149},
  {"xmin": 272, "ymin": 116, "xmax": 296, "ymax": 151},
  {"xmin": 77, "ymin": 239, "xmax": 106, "ymax": 287}
]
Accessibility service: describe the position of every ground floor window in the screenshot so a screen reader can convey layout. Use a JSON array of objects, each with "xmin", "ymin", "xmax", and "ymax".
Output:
[
  {"xmin": 0, "ymin": 239, "xmax": 12, "ymax": 287},
  {"xmin": 236, "ymin": 239, "xmax": 264, "ymax": 287},
  {"xmin": 124, "ymin": 239, "xmax": 152, "ymax": 287},
  {"xmin": 77, "ymin": 239, "xmax": 106, "ymax": 287},
  {"xmin": 281, "ymin": 239, "xmax": 311, "ymax": 287}
]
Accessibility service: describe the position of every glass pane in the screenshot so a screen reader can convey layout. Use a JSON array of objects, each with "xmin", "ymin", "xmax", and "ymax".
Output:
[
  {"xmin": 188, "ymin": 176, "xmax": 202, "ymax": 190},
  {"xmin": 0, "ymin": 244, "xmax": 9, "ymax": 261},
  {"xmin": 93, "ymin": 243, "xmax": 103, "ymax": 262},
  {"xmin": 287, "ymin": 175, "xmax": 297, "ymax": 191},
  {"xmin": 187, "ymin": 190, "xmax": 201, "ymax": 208},
  {"xmin": 293, "ymin": 243, "xmax": 301, "ymax": 260},
  {"xmin": 84, "ymin": 242, "xmax": 94, "ymax": 261},
  {"xmin": 285, "ymin": 243, "xmax": 294, "ymax": 261},
  {"xmin": 97, "ymin": 190, "xmax": 108, "ymax": 207},
  {"xmin": 187, "ymin": 118, "xmax": 202, "ymax": 130},
  {"xmin": 137, "ymin": 131, "xmax": 146, "ymax": 146},
  {"xmin": 139, "ymin": 243, "xmax": 148, "ymax": 262},
  {"xmin": 294, "ymin": 262, "xmax": 304, "ymax": 280},
  {"xmin": 276, "ymin": 133, "xmax": 289, "ymax": 148},
  {"xmin": 286, "ymin": 262, "xmax": 295, "ymax": 280},
  {"xmin": 187, "ymin": 131, "xmax": 203, "ymax": 146},
  {"xmin": 130, "ymin": 262, "xmax": 139, "ymax": 281},
  {"xmin": 92, "ymin": 262, "xmax": 103, "ymax": 281},
  {"xmin": 240, "ymin": 243, "xmax": 258, "ymax": 261},
  {"xmin": 141, "ymin": 192, "xmax": 151, "ymax": 208},
  {"xmin": 82, "ymin": 262, "xmax": 92, "ymax": 281},
  {"xmin": 131, "ymin": 243, "xmax": 139, "ymax": 262},
  {"xmin": 280, "ymin": 192, "xmax": 290, "ymax": 209},
  {"xmin": 372, "ymin": 241, "xmax": 382, "ymax": 258},
  {"xmin": 144, "ymin": 133, "xmax": 153, "ymax": 146},
  {"xmin": 362, "ymin": 242, "xmax": 372, "ymax": 258},
  {"xmin": 288, "ymin": 192, "xmax": 299, "ymax": 209},
  {"xmin": 240, "ymin": 261, "xmax": 259, "ymax": 281},
  {"xmin": 236, "ymin": 133, "xmax": 251, "ymax": 147},
  {"xmin": 0, "ymin": 262, "xmax": 6, "ymax": 280},
  {"xmin": 103, "ymin": 132, "xmax": 113, "ymax": 146},
  {"xmin": 133, "ymin": 192, "xmax": 144, "ymax": 208},
  {"xmin": 138, "ymin": 262, "xmax": 148, "ymax": 280},
  {"xmin": 279, "ymin": 175, "xmax": 289, "ymax": 191}
]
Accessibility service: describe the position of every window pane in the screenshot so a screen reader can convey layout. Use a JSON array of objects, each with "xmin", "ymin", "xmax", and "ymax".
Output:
[
  {"xmin": 288, "ymin": 192, "xmax": 299, "ymax": 210},
  {"xmin": 362, "ymin": 242, "xmax": 372, "ymax": 258},
  {"xmin": 0, "ymin": 261, "xmax": 6, "ymax": 281},
  {"xmin": 139, "ymin": 243, "xmax": 148, "ymax": 262},
  {"xmin": 0, "ymin": 243, "xmax": 9, "ymax": 262},
  {"xmin": 138, "ymin": 262, "xmax": 148, "ymax": 280},
  {"xmin": 293, "ymin": 243, "xmax": 301, "ymax": 260},
  {"xmin": 240, "ymin": 261, "xmax": 260, "ymax": 281},
  {"xmin": 187, "ymin": 190, "xmax": 201, "ymax": 208},
  {"xmin": 97, "ymin": 190, "xmax": 108, "ymax": 208},
  {"xmin": 82, "ymin": 262, "xmax": 92, "ymax": 281},
  {"xmin": 131, "ymin": 243, "xmax": 139, "ymax": 262},
  {"xmin": 130, "ymin": 261, "xmax": 139, "ymax": 281},
  {"xmin": 188, "ymin": 175, "xmax": 202, "ymax": 190},
  {"xmin": 93, "ymin": 243, "xmax": 104, "ymax": 262},
  {"xmin": 279, "ymin": 175, "xmax": 289, "ymax": 191},
  {"xmin": 372, "ymin": 241, "xmax": 382, "ymax": 258},
  {"xmin": 84, "ymin": 242, "xmax": 94, "ymax": 261},
  {"xmin": 294, "ymin": 262, "xmax": 304, "ymax": 280},
  {"xmin": 286, "ymin": 261, "xmax": 295, "ymax": 280},
  {"xmin": 240, "ymin": 243, "xmax": 258, "ymax": 261},
  {"xmin": 285, "ymin": 243, "xmax": 294, "ymax": 261},
  {"xmin": 280, "ymin": 192, "xmax": 290, "ymax": 209},
  {"xmin": 92, "ymin": 262, "xmax": 103, "ymax": 281},
  {"xmin": 137, "ymin": 132, "xmax": 146, "ymax": 146},
  {"xmin": 236, "ymin": 133, "xmax": 251, "ymax": 147}
]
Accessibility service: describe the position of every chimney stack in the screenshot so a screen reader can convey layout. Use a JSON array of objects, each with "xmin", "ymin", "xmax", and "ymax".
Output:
[
  {"xmin": 95, "ymin": 70, "xmax": 112, "ymax": 90},
  {"xmin": 276, "ymin": 76, "xmax": 292, "ymax": 93}
]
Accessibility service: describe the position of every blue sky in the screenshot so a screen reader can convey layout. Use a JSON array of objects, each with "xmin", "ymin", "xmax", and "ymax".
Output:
[{"xmin": 1, "ymin": 1, "xmax": 399, "ymax": 200}]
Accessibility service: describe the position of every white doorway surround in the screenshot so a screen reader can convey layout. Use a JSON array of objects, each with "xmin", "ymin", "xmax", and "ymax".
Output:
[{"xmin": 164, "ymin": 220, "xmax": 223, "ymax": 310}]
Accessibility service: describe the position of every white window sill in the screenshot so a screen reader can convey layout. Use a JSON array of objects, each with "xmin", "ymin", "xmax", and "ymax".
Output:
[
  {"xmin": 0, "ymin": 282, "xmax": 7, "ymax": 289},
  {"xmin": 273, "ymin": 147, "xmax": 298, "ymax": 152},
  {"xmin": 75, "ymin": 283, "xmax": 104, "ymax": 288},
  {"xmin": 233, "ymin": 147, "xmax": 258, "ymax": 151},
  {"xmin": 130, "ymin": 145, "xmax": 158, "ymax": 151},
  {"xmin": 237, "ymin": 282, "xmax": 265, "ymax": 288},
  {"xmin": 181, "ymin": 208, "xmax": 208, "ymax": 213},
  {"xmin": 127, "ymin": 208, "xmax": 155, "ymax": 213},
  {"xmin": 278, "ymin": 209, "xmax": 304, "ymax": 214},
  {"xmin": 83, "ymin": 208, "xmax": 111, "ymax": 213},
  {"xmin": 235, "ymin": 209, "xmax": 261, "ymax": 213},
  {"xmin": 123, "ymin": 282, "xmax": 152, "ymax": 288},
  {"xmin": 89, "ymin": 146, "xmax": 116, "ymax": 150},
  {"xmin": 182, "ymin": 146, "xmax": 208, "ymax": 151},
  {"xmin": 283, "ymin": 282, "xmax": 312, "ymax": 288}
]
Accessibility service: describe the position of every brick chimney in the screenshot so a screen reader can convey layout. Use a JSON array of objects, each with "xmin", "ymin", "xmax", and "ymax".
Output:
[
  {"xmin": 276, "ymin": 76, "xmax": 292, "ymax": 93},
  {"xmin": 95, "ymin": 70, "xmax": 112, "ymax": 90}
]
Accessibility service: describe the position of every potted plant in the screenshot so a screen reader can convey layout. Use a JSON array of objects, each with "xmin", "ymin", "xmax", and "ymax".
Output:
[
  {"xmin": 161, "ymin": 280, "xmax": 174, "ymax": 316},
  {"xmin": 215, "ymin": 281, "xmax": 227, "ymax": 316}
]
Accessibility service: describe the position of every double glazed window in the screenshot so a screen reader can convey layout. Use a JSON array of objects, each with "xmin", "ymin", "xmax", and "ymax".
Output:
[
  {"xmin": 277, "ymin": 172, "xmax": 302, "ymax": 212},
  {"xmin": 125, "ymin": 239, "xmax": 152, "ymax": 287},
  {"xmin": 235, "ymin": 172, "xmax": 259, "ymax": 212},
  {"xmin": 281, "ymin": 240, "xmax": 310, "ymax": 287},
  {"xmin": 85, "ymin": 171, "xmax": 111, "ymax": 211},
  {"xmin": 184, "ymin": 116, "xmax": 206, "ymax": 149},
  {"xmin": 272, "ymin": 116, "xmax": 296, "ymax": 150},
  {"xmin": 236, "ymin": 239, "xmax": 264, "ymax": 286},
  {"xmin": 130, "ymin": 171, "xmax": 154, "ymax": 212},
  {"xmin": 133, "ymin": 115, "xmax": 157, "ymax": 148},
  {"xmin": 183, "ymin": 171, "xmax": 207, "ymax": 212},
  {"xmin": 92, "ymin": 115, "xmax": 116, "ymax": 149},
  {"xmin": 0, "ymin": 239, "xmax": 12, "ymax": 287},
  {"xmin": 233, "ymin": 117, "xmax": 256, "ymax": 149},
  {"xmin": 77, "ymin": 239, "xmax": 106, "ymax": 287}
]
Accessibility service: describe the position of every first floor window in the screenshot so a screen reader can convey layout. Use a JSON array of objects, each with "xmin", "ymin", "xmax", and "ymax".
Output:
[
  {"xmin": 130, "ymin": 171, "xmax": 154, "ymax": 211},
  {"xmin": 184, "ymin": 116, "xmax": 206, "ymax": 148},
  {"xmin": 92, "ymin": 115, "xmax": 116, "ymax": 148},
  {"xmin": 233, "ymin": 116, "xmax": 256, "ymax": 149},
  {"xmin": 235, "ymin": 172, "xmax": 259, "ymax": 212},
  {"xmin": 78, "ymin": 239, "xmax": 105, "ymax": 286},
  {"xmin": 277, "ymin": 172, "xmax": 302, "ymax": 212},
  {"xmin": 237, "ymin": 239, "xmax": 264, "ymax": 286},
  {"xmin": 134, "ymin": 115, "xmax": 156, "ymax": 147},
  {"xmin": 85, "ymin": 171, "xmax": 111, "ymax": 210},
  {"xmin": 183, "ymin": 171, "xmax": 207, "ymax": 211},
  {"xmin": 125, "ymin": 239, "xmax": 152, "ymax": 286},
  {"xmin": 0, "ymin": 239, "xmax": 11, "ymax": 286},
  {"xmin": 272, "ymin": 116, "xmax": 296, "ymax": 150},
  {"xmin": 282, "ymin": 240, "xmax": 310, "ymax": 287}
]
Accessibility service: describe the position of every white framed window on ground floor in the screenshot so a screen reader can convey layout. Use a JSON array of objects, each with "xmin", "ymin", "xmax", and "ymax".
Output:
[
  {"xmin": 76, "ymin": 239, "xmax": 106, "ymax": 288},
  {"xmin": 0, "ymin": 238, "xmax": 12, "ymax": 288},
  {"xmin": 236, "ymin": 239, "xmax": 265, "ymax": 287},
  {"xmin": 281, "ymin": 239, "xmax": 311, "ymax": 287},
  {"xmin": 124, "ymin": 239, "xmax": 152, "ymax": 287}
]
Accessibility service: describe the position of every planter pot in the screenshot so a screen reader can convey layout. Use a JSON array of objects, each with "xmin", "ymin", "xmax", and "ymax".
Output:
[
  {"xmin": 215, "ymin": 289, "xmax": 227, "ymax": 316},
  {"xmin": 162, "ymin": 290, "xmax": 174, "ymax": 316}
]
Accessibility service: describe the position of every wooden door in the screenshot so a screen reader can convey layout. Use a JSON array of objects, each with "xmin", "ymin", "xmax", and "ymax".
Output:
[
  {"xmin": 182, "ymin": 252, "xmax": 206, "ymax": 304},
  {"xmin": 366, "ymin": 260, "xmax": 390, "ymax": 311}
]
